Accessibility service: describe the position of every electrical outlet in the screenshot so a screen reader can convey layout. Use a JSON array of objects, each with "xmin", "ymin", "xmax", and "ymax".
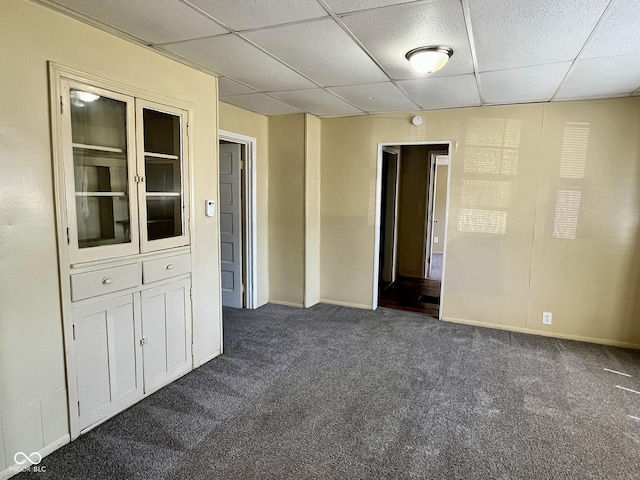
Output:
[
  {"xmin": 434, "ymin": 236, "xmax": 439, "ymax": 244},
  {"xmin": 542, "ymin": 312, "xmax": 552, "ymax": 325}
]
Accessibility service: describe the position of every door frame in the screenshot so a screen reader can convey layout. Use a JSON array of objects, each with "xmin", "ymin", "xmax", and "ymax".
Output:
[
  {"xmin": 380, "ymin": 146, "xmax": 401, "ymax": 284},
  {"xmin": 424, "ymin": 153, "xmax": 449, "ymax": 278},
  {"xmin": 373, "ymin": 141, "xmax": 452, "ymax": 320},
  {"xmin": 218, "ymin": 130, "xmax": 258, "ymax": 309}
]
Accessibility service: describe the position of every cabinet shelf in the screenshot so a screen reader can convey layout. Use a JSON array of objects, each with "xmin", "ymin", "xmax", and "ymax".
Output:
[
  {"xmin": 75, "ymin": 192, "xmax": 127, "ymax": 197},
  {"xmin": 73, "ymin": 143, "xmax": 124, "ymax": 154},
  {"xmin": 144, "ymin": 152, "xmax": 179, "ymax": 160},
  {"xmin": 147, "ymin": 218, "xmax": 174, "ymax": 224},
  {"xmin": 79, "ymin": 237, "xmax": 129, "ymax": 248},
  {"xmin": 145, "ymin": 192, "xmax": 180, "ymax": 197}
]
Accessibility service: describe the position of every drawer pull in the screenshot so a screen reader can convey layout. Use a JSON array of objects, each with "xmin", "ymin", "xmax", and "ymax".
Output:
[
  {"xmin": 102, "ymin": 277, "xmax": 114, "ymax": 285},
  {"xmin": 165, "ymin": 264, "xmax": 174, "ymax": 270}
]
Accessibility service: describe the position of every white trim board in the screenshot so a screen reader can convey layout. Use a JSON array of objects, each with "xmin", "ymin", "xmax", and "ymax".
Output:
[
  {"xmin": 269, "ymin": 300, "xmax": 304, "ymax": 308},
  {"xmin": 443, "ymin": 316, "xmax": 640, "ymax": 350},
  {"xmin": 218, "ymin": 130, "xmax": 259, "ymax": 310},
  {"xmin": 320, "ymin": 299, "xmax": 372, "ymax": 310}
]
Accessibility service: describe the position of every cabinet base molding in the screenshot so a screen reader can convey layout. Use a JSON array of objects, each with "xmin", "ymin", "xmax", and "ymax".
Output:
[{"xmin": 194, "ymin": 350, "xmax": 222, "ymax": 368}]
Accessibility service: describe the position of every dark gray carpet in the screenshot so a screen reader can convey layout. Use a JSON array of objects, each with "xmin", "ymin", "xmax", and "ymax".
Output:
[{"xmin": 18, "ymin": 304, "xmax": 640, "ymax": 479}]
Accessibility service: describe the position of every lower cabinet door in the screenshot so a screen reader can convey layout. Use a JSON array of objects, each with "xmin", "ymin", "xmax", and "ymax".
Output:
[
  {"xmin": 73, "ymin": 294, "xmax": 143, "ymax": 431},
  {"xmin": 140, "ymin": 279, "xmax": 192, "ymax": 393}
]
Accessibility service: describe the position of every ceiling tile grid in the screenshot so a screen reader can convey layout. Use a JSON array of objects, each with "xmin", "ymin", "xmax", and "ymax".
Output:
[
  {"xmin": 580, "ymin": 0, "xmax": 640, "ymax": 59},
  {"xmin": 340, "ymin": 0, "xmax": 475, "ymax": 80},
  {"xmin": 270, "ymin": 88, "xmax": 363, "ymax": 116},
  {"xmin": 40, "ymin": 0, "xmax": 640, "ymax": 117},
  {"xmin": 184, "ymin": 0, "xmax": 329, "ymax": 31},
  {"xmin": 323, "ymin": 0, "xmax": 420, "ymax": 15},
  {"xmin": 218, "ymin": 77, "xmax": 257, "ymax": 96},
  {"xmin": 219, "ymin": 93, "xmax": 304, "ymax": 115},
  {"xmin": 398, "ymin": 74, "xmax": 482, "ymax": 110},
  {"xmin": 480, "ymin": 62, "xmax": 572, "ymax": 105},
  {"xmin": 161, "ymin": 34, "xmax": 316, "ymax": 91},
  {"xmin": 328, "ymin": 82, "xmax": 419, "ymax": 112},
  {"xmin": 243, "ymin": 18, "xmax": 388, "ymax": 87},
  {"xmin": 468, "ymin": 0, "xmax": 611, "ymax": 72},
  {"xmin": 50, "ymin": 0, "xmax": 228, "ymax": 44},
  {"xmin": 555, "ymin": 53, "xmax": 640, "ymax": 100}
]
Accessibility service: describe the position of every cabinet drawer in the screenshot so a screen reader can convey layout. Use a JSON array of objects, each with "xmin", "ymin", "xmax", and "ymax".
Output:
[
  {"xmin": 71, "ymin": 263, "xmax": 141, "ymax": 301},
  {"xmin": 143, "ymin": 253, "xmax": 191, "ymax": 284}
]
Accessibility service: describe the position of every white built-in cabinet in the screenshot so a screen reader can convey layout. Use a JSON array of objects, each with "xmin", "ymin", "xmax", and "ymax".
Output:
[
  {"xmin": 72, "ymin": 294, "xmax": 142, "ymax": 431},
  {"xmin": 50, "ymin": 64, "xmax": 197, "ymax": 437}
]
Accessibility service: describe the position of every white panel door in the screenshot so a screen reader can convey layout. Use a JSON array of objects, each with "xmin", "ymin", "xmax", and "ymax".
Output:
[
  {"xmin": 219, "ymin": 143, "xmax": 243, "ymax": 308},
  {"xmin": 73, "ymin": 294, "xmax": 142, "ymax": 431},
  {"xmin": 140, "ymin": 279, "xmax": 192, "ymax": 393}
]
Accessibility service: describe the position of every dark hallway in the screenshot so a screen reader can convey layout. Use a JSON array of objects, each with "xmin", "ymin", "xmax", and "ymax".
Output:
[{"xmin": 378, "ymin": 276, "xmax": 441, "ymax": 316}]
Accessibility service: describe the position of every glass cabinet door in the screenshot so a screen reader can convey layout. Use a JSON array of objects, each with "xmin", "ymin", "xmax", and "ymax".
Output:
[
  {"xmin": 137, "ymin": 101, "xmax": 189, "ymax": 251},
  {"xmin": 63, "ymin": 82, "xmax": 139, "ymax": 263}
]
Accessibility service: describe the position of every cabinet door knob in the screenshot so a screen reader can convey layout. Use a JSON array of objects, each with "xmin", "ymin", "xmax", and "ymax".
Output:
[
  {"xmin": 165, "ymin": 264, "xmax": 174, "ymax": 270},
  {"xmin": 102, "ymin": 277, "xmax": 114, "ymax": 285}
]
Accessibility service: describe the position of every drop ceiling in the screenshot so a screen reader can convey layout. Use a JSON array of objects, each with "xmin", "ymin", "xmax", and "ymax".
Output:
[{"xmin": 35, "ymin": 0, "xmax": 640, "ymax": 117}]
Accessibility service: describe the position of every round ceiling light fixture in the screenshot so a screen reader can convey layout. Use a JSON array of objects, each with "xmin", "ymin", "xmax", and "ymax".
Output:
[{"xmin": 405, "ymin": 46, "xmax": 453, "ymax": 74}]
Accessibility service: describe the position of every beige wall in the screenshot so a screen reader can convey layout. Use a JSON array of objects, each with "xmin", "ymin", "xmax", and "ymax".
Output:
[
  {"xmin": 219, "ymin": 102, "xmax": 270, "ymax": 307},
  {"xmin": 526, "ymin": 100, "xmax": 640, "ymax": 342},
  {"xmin": 305, "ymin": 114, "xmax": 322, "ymax": 307},
  {"xmin": 268, "ymin": 114, "xmax": 306, "ymax": 306},
  {"xmin": 396, "ymin": 145, "xmax": 430, "ymax": 277},
  {"xmin": 432, "ymin": 165, "xmax": 448, "ymax": 254},
  {"xmin": 0, "ymin": 0, "xmax": 220, "ymax": 470},
  {"xmin": 321, "ymin": 98, "xmax": 640, "ymax": 347}
]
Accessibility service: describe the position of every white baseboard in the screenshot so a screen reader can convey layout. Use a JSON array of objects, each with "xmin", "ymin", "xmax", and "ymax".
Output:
[
  {"xmin": 319, "ymin": 299, "xmax": 373, "ymax": 310},
  {"xmin": 1, "ymin": 434, "xmax": 70, "ymax": 480},
  {"xmin": 443, "ymin": 316, "xmax": 640, "ymax": 350},
  {"xmin": 269, "ymin": 300, "xmax": 304, "ymax": 308}
]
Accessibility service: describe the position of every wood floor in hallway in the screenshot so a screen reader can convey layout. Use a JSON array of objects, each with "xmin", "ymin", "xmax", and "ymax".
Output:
[{"xmin": 378, "ymin": 276, "xmax": 441, "ymax": 316}]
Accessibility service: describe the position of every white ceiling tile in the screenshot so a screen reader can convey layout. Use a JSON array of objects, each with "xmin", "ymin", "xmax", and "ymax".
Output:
[
  {"xmin": 162, "ymin": 34, "xmax": 315, "ymax": 91},
  {"xmin": 325, "ymin": 0, "xmax": 418, "ymax": 14},
  {"xmin": 185, "ymin": 0, "xmax": 328, "ymax": 31},
  {"xmin": 469, "ymin": 0, "xmax": 610, "ymax": 72},
  {"xmin": 51, "ymin": 0, "xmax": 227, "ymax": 44},
  {"xmin": 582, "ymin": 0, "xmax": 640, "ymax": 59},
  {"xmin": 480, "ymin": 62, "xmax": 572, "ymax": 104},
  {"xmin": 329, "ymin": 82, "xmax": 418, "ymax": 112},
  {"xmin": 220, "ymin": 93, "xmax": 303, "ymax": 115},
  {"xmin": 218, "ymin": 77, "xmax": 257, "ymax": 96},
  {"xmin": 341, "ymin": 0, "xmax": 474, "ymax": 80},
  {"xmin": 555, "ymin": 54, "xmax": 640, "ymax": 100},
  {"xmin": 244, "ymin": 19, "xmax": 387, "ymax": 87},
  {"xmin": 398, "ymin": 74, "xmax": 481, "ymax": 109},
  {"xmin": 270, "ymin": 89, "xmax": 363, "ymax": 116}
]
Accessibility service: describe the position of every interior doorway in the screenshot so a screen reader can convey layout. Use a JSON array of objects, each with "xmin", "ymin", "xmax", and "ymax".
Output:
[
  {"xmin": 218, "ymin": 130, "xmax": 258, "ymax": 309},
  {"xmin": 425, "ymin": 153, "xmax": 449, "ymax": 281},
  {"xmin": 373, "ymin": 142, "xmax": 451, "ymax": 318}
]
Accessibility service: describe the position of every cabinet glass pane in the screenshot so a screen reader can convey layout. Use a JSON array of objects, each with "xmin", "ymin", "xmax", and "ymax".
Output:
[
  {"xmin": 70, "ymin": 89, "xmax": 131, "ymax": 248},
  {"xmin": 146, "ymin": 197, "xmax": 182, "ymax": 241},
  {"xmin": 145, "ymin": 158, "xmax": 180, "ymax": 193},
  {"xmin": 143, "ymin": 108, "xmax": 183, "ymax": 240}
]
